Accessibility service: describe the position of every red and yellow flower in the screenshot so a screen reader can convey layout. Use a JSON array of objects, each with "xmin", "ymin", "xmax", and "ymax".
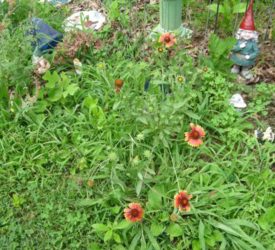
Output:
[
  {"xmin": 159, "ymin": 33, "xmax": 176, "ymax": 48},
  {"xmin": 185, "ymin": 123, "xmax": 206, "ymax": 147},
  {"xmin": 124, "ymin": 203, "xmax": 144, "ymax": 222},
  {"xmin": 174, "ymin": 191, "xmax": 192, "ymax": 212}
]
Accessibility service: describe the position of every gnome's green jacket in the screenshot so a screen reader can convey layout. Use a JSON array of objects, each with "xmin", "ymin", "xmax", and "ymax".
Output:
[{"xmin": 231, "ymin": 39, "xmax": 259, "ymax": 67}]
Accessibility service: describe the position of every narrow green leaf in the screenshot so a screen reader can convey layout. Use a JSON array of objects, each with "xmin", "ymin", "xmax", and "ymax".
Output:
[
  {"xmin": 129, "ymin": 232, "xmax": 141, "ymax": 250},
  {"xmin": 183, "ymin": 110, "xmax": 200, "ymax": 120},
  {"xmin": 199, "ymin": 220, "xmax": 206, "ymax": 250},
  {"xmin": 136, "ymin": 179, "xmax": 143, "ymax": 196},
  {"xmin": 144, "ymin": 226, "xmax": 161, "ymax": 250}
]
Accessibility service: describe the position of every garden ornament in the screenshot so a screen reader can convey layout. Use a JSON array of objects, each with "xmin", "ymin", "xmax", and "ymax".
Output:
[
  {"xmin": 63, "ymin": 11, "xmax": 106, "ymax": 32},
  {"xmin": 151, "ymin": 0, "xmax": 192, "ymax": 39},
  {"xmin": 230, "ymin": 0, "xmax": 259, "ymax": 82},
  {"xmin": 30, "ymin": 17, "xmax": 63, "ymax": 56}
]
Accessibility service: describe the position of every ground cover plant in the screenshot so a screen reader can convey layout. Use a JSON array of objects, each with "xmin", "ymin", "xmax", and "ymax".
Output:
[{"xmin": 0, "ymin": 0, "xmax": 275, "ymax": 249}]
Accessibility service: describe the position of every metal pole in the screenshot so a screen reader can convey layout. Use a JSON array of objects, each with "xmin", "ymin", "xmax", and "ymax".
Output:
[
  {"xmin": 214, "ymin": 0, "xmax": 221, "ymax": 33},
  {"xmin": 205, "ymin": 0, "xmax": 213, "ymax": 35},
  {"xmin": 265, "ymin": 0, "xmax": 275, "ymax": 40}
]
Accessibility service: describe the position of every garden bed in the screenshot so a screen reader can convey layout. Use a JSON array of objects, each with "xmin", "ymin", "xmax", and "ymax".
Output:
[{"xmin": 0, "ymin": 0, "xmax": 274, "ymax": 249}]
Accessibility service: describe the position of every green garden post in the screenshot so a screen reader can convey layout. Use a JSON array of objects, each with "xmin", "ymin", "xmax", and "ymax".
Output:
[{"xmin": 151, "ymin": 0, "xmax": 192, "ymax": 39}]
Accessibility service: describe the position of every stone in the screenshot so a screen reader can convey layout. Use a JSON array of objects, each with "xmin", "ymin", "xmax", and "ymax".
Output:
[
  {"xmin": 63, "ymin": 11, "xmax": 106, "ymax": 32},
  {"xmin": 255, "ymin": 127, "xmax": 275, "ymax": 142},
  {"xmin": 229, "ymin": 93, "xmax": 247, "ymax": 109}
]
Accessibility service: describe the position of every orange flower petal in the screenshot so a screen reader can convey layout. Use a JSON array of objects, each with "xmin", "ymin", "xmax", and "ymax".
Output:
[
  {"xmin": 187, "ymin": 138, "xmax": 203, "ymax": 147},
  {"xmin": 195, "ymin": 125, "xmax": 206, "ymax": 137}
]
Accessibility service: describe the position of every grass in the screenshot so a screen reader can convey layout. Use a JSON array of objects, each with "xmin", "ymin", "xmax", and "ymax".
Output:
[{"xmin": 0, "ymin": 0, "xmax": 275, "ymax": 249}]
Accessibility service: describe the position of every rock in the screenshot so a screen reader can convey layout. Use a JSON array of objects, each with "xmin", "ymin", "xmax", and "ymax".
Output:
[
  {"xmin": 30, "ymin": 17, "xmax": 63, "ymax": 56},
  {"xmin": 33, "ymin": 56, "xmax": 51, "ymax": 75},
  {"xmin": 73, "ymin": 58, "xmax": 82, "ymax": 75},
  {"xmin": 63, "ymin": 10, "xmax": 106, "ymax": 32},
  {"xmin": 229, "ymin": 93, "xmax": 247, "ymax": 109},
  {"xmin": 255, "ymin": 127, "xmax": 275, "ymax": 143}
]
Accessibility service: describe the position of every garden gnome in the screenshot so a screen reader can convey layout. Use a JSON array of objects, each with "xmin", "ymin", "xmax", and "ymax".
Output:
[{"xmin": 231, "ymin": 0, "xmax": 259, "ymax": 81}]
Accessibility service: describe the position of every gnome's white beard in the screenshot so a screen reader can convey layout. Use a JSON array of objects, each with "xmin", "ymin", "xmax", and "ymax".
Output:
[{"xmin": 236, "ymin": 29, "xmax": 258, "ymax": 42}]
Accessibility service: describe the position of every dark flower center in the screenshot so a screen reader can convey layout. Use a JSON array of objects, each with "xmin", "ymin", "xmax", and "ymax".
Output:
[
  {"xmin": 181, "ymin": 198, "xmax": 188, "ymax": 206},
  {"xmin": 131, "ymin": 209, "xmax": 139, "ymax": 217},
  {"xmin": 191, "ymin": 130, "xmax": 200, "ymax": 139},
  {"xmin": 164, "ymin": 36, "xmax": 171, "ymax": 43}
]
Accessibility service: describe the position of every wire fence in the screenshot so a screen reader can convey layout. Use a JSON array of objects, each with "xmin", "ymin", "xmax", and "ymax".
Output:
[{"xmin": 208, "ymin": 0, "xmax": 274, "ymax": 40}]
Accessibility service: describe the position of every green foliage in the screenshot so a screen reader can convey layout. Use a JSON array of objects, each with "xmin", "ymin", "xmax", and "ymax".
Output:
[
  {"xmin": 207, "ymin": 0, "xmax": 247, "ymax": 33},
  {"xmin": 0, "ymin": 23, "xmax": 33, "ymax": 95},
  {"xmin": 248, "ymin": 84, "xmax": 275, "ymax": 116},
  {"xmin": 202, "ymin": 34, "xmax": 236, "ymax": 74},
  {"xmin": 1, "ymin": 0, "xmax": 33, "ymax": 25},
  {"xmin": 258, "ymin": 207, "xmax": 275, "ymax": 230},
  {"xmin": 0, "ymin": 1, "xmax": 274, "ymax": 249},
  {"xmin": 43, "ymin": 71, "xmax": 79, "ymax": 102},
  {"xmin": 104, "ymin": 0, "xmax": 130, "ymax": 27}
]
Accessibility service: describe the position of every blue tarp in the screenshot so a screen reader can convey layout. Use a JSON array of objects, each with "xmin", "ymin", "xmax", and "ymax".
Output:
[{"xmin": 30, "ymin": 17, "xmax": 63, "ymax": 56}]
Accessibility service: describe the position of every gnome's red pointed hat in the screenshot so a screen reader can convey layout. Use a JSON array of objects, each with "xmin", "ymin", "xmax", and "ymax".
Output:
[{"xmin": 240, "ymin": 0, "xmax": 255, "ymax": 31}]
